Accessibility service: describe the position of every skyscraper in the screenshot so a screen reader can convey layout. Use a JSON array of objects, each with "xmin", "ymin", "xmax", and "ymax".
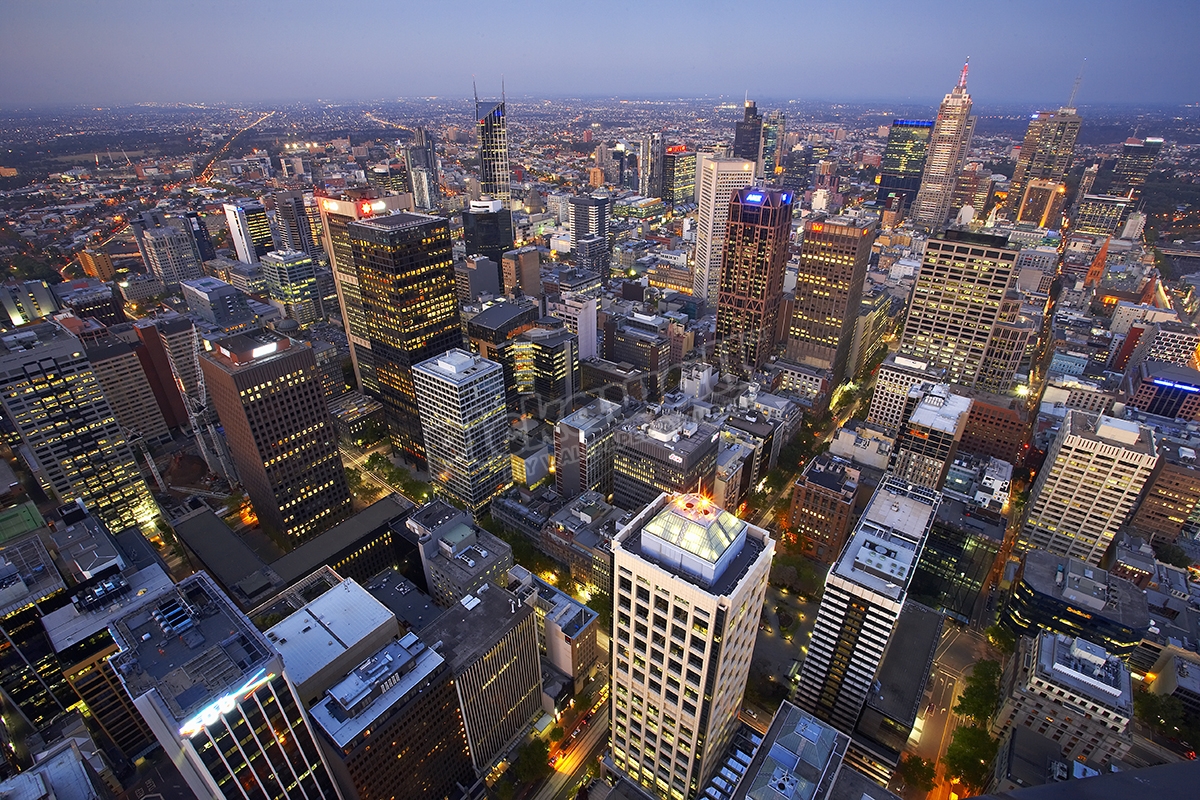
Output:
[
  {"xmin": 888, "ymin": 383, "xmax": 971, "ymax": 490},
  {"xmin": 1110, "ymin": 136, "xmax": 1164, "ymax": 199},
  {"xmin": 733, "ymin": 99, "xmax": 765, "ymax": 176},
  {"xmin": 0, "ymin": 322, "xmax": 157, "ymax": 533},
  {"xmin": 463, "ymin": 197, "xmax": 514, "ymax": 265},
  {"xmin": 762, "ymin": 110, "xmax": 786, "ymax": 179},
  {"xmin": 316, "ymin": 191, "xmax": 413, "ymax": 394},
  {"xmin": 412, "ymin": 349, "xmax": 512, "ymax": 512},
  {"xmin": 1019, "ymin": 411, "xmax": 1158, "ymax": 567},
  {"xmin": 275, "ymin": 190, "xmax": 319, "ymax": 255},
  {"xmin": 140, "ymin": 225, "xmax": 204, "ymax": 289},
  {"xmin": 785, "ymin": 215, "xmax": 877, "ymax": 386},
  {"xmin": 911, "ymin": 62, "xmax": 976, "ymax": 229},
  {"xmin": 201, "ymin": 332, "xmax": 352, "ymax": 544},
  {"xmin": 876, "ymin": 120, "xmax": 933, "ymax": 213},
  {"xmin": 111, "ymin": 572, "xmax": 340, "ymax": 799},
  {"xmin": 568, "ymin": 192, "xmax": 609, "ymax": 249},
  {"xmin": 555, "ymin": 397, "xmax": 623, "ymax": 500},
  {"xmin": 793, "ymin": 476, "xmax": 940, "ymax": 733},
  {"xmin": 79, "ymin": 248, "xmax": 115, "ymax": 281},
  {"xmin": 663, "ymin": 147, "xmax": 697, "ymax": 204},
  {"xmin": 260, "ymin": 249, "xmax": 322, "ymax": 327},
  {"xmin": 475, "ymin": 90, "xmax": 511, "ymax": 205},
  {"xmin": 897, "ymin": 229, "xmax": 1023, "ymax": 390},
  {"xmin": 1007, "ymin": 107, "xmax": 1082, "ymax": 212},
  {"xmin": 348, "ymin": 211, "xmax": 462, "ymax": 463},
  {"xmin": 716, "ymin": 187, "xmax": 793, "ymax": 373},
  {"xmin": 640, "ymin": 133, "xmax": 665, "ymax": 199},
  {"xmin": 610, "ymin": 492, "xmax": 774, "ymax": 799},
  {"xmin": 693, "ymin": 158, "xmax": 756, "ymax": 302},
  {"xmin": 223, "ymin": 200, "xmax": 274, "ymax": 264}
]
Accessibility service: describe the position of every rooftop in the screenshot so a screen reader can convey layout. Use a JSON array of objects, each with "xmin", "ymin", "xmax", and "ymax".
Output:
[
  {"xmin": 109, "ymin": 572, "xmax": 275, "ymax": 726},
  {"xmin": 419, "ymin": 585, "xmax": 532, "ymax": 674},
  {"xmin": 1035, "ymin": 633, "xmax": 1132, "ymax": 713},
  {"xmin": 350, "ymin": 210, "xmax": 439, "ymax": 232},
  {"xmin": 833, "ymin": 479, "xmax": 939, "ymax": 600},
  {"xmin": 1021, "ymin": 549, "xmax": 1150, "ymax": 629},
  {"xmin": 308, "ymin": 632, "xmax": 444, "ymax": 748},
  {"xmin": 798, "ymin": 455, "xmax": 860, "ymax": 499},
  {"xmin": 732, "ymin": 701, "xmax": 849, "ymax": 800},
  {"xmin": 864, "ymin": 602, "xmax": 944, "ymax": 724},
  {"xmin": 0, "ymin": 529, "xmax": 66, "ymax": 618},
  {"xmin": 43, "ymin": 565, "xmax": 174, "ymax": 653},
  {"xmin": 413, "ymin": 348, "xmax": 501, "ymax": 383},
  {"xmin": 1068, "ymin": 411, "xmax": 1156, "ymax": 456},
  {"xmin": 907, "ymin": 384, "xmax": 972, "ymax": 434},
  {"xmin": 271, "ymin": 493, "xmax": 413, "ymax": 586},
  {"xmin": 265, "ymin": 579, "xmax": 398, "ymax": 694}
]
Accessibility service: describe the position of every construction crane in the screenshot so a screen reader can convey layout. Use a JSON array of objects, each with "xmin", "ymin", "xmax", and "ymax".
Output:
[{"xmin": 180, "ymin": 324, "xmax": 238, "ymax": 484}]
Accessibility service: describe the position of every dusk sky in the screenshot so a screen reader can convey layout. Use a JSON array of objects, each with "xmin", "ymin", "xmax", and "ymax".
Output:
[{"xmin": 2, "ymin": 0, "xmax": 1197, "ymax": 108}]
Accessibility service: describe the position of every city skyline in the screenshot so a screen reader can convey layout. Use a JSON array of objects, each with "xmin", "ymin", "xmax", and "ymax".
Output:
[{"xmin": 2, "ymin": 1, "xmax": 1198, "ymax": 107}]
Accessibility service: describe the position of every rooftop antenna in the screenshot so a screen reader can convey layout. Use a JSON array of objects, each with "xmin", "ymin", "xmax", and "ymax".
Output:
[
  {"xmin": 1066, "ymin": 59, "xmax": 1086, "ymax": 110},
  {"xmin": 502, "ymin": 75, "xmax": 506, "ymax": 104},
  {"xmin": 957, "ymin": 57, "xmax": 970, "ymax": 90},
  {"xmin": 472, "ymin": 77, "xmax": 478, "ymax": 110}
]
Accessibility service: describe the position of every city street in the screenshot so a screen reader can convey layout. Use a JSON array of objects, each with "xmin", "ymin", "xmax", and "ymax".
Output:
[{"xmin": 533, "ymin": 699, "xmax": 610, "ymax": 800}]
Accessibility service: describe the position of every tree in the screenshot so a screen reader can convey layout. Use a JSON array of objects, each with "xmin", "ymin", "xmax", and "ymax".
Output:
[
  {"xmin": 897, "ymin": 754, "xmax": 936, "ymax": 792},
  {"xmin": 1135, "ymin": 690, "xmax": 1185, "ymax": 736},
  {"xmin": 514, "ymin": 739, "xmax": 551, "ymax": 784},
  {"xmin": 494, "ymin": 781, "xmax": 516, "ymax": 800},
  {"xmin": 954, "ymin": 660, "xmax": 1003, "ymax": 726},
  {"xmin": 986, "ymin": 625, "xmax": 1016, "ymax": 657},
  {"xmin": 549, "ymin": 726, "xmax": 565, "ymax": 742},
  {"xmin": 943, "ymin": 726, "xmax": 999, "ymax": 791},
  {"xmin": 1153, "ymin": 541, "xmax": 1193, "ymax": 569}
]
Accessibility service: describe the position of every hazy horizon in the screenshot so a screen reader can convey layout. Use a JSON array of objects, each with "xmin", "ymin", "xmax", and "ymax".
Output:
[{"xmin": 2, "ymin": 0, "xmax": 1197, "ymax": 109}]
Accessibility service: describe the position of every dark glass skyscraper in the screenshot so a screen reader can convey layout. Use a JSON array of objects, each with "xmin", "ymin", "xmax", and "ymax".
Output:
[
  {"xmin": 1007, "ymin": 107, "xmax": 1081, "ymax": 212},
  {"xmin": 462, "ymin": 198, "xmax": 514, "ymax": 265},
  {"xmin": 876, "ymin": 120, "xmax": 933, "ymax": 212},
  {"xmin": 349, "ymin": 212, "xmax": 463, "ymax": 465},
  {"xmin": 1110, "ymin": 136, "xmax": 1164, "ymax": 199},
  {"xmin": 475, "ymin": 92, "xmax": 511, "ymax": 205},
  {"xmin": 763, "ymin": 110, "xmax": 786, "ymax": 179},
  {"xmin": 717, "ymin": 187, "xmax": 793, "ymax": 372},
  {"xmin": 733, "ymin": 99, "xmax": 765, "ymax": 175}
]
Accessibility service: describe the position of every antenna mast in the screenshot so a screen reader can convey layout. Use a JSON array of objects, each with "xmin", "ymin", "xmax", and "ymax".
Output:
[{"xmin": 1066, "ymin": 59, "xmax": 1086, "ymax": 109}]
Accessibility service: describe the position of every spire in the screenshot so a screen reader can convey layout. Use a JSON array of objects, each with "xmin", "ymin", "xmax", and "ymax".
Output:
[{"xmin": 957, "ymin": 57, "xmax": 970, "ymax": 90}]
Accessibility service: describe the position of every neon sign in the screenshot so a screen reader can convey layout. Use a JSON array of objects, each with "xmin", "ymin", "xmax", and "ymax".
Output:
[{"xmin": 178, "ymin": 669, "xmax": 275, "ymax": 737}]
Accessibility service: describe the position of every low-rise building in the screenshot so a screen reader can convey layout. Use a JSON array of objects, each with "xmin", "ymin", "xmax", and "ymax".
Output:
[{"xmin": 407, "ymin": 500, "xmax": 513, "ymax": 607}]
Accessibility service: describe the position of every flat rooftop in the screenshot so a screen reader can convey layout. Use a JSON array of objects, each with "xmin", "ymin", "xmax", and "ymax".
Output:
[
  {"xmin": 1021, "ymin": 549, "xmax": 1150, "ymax": 629},
  {"xmin": 308, "ymin": 632, "xmax": 444, "ymax": 748},
  {"xmin": 1069, "ymin": 411, "xmax": 1156, "ymax": 456},
  {"xmin": 419, "ymin": 585, "xmax": 531, "ymax": 674},
  {"xmin": 44, "ymin": 565, "xmax": 174, "ymax": 653},
  {"xmin": 865, "ymin": 601, "xmax": 944, "ymax": 724},
  {"xmin": 834, "ymin": 481, "xmax": 939, "ymax": 601},
  {"xmin": 109, "ymin": 572, "xmax": 275, "ymax": 726},
  {"xmin": 350, "ymin": 210, "xmax": 439, "ymax": 232},
  {"xmin": 732, "ymin": 701, "xmax": 849, "ymax": 800},
  {"xmin": 860, "ymin": 480, "xmax": 939, "ymax": 544},
  {"xmin": 265, "ymin": 579, "xmax": 398, "ymax": 693},
  {"xmin": 0, "ymin": 529, "xmax": 66, "ymax": 618},
  {"xmin": 558, "ymin": 398, "xmax": 623, "ymax": 436},
  {"xmin": 934, "ymin": 497, "xmax": 1007, "ymax": 544},
  {"xmin": 907, "ymin": 385, "xmax": 972, "ymax": 433},
  {"xmin": 1035, "ymin": 633, "xmax": 1132, "ymax": 713},
  {"xmin": 271, "ymin": 493, "xmax": 412, "ymax": 586},
  {"xmin": 364, "ymin": 568, "xmax": 440, "ymax": 632}
]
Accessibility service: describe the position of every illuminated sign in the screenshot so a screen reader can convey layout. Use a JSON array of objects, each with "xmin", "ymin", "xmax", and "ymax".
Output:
[
  {"xmin": 780, "ymin": 192, "xmax": 791, "ymax": 204},
  {"xmin": 810, "ymin": 223, "xmax": 824, "ymax": 233},
  {"xmin": 1152, "ymin": 379, "xmax": 1200, "ymax": 393},
  {"xmin": 744, "ymin": 193, "xmax": 764, "ymax": 204},
  {"xmin": 250, "ymin": 343, "xmax": 278, "ymax": 359},
  {"xmin": 358, "ymin": 199, "xmax": 388, "ymax": 217},
  {"xmin": 179, "ymin": 669, "xmax": 275, "ymax": 737}
]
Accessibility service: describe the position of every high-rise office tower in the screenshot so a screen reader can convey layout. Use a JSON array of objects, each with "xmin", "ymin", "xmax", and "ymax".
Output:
[
  {"xmin": 183, "ymin": 210, "xmax": 216, "ymax": 261},
  {"xmin": 548, "ymin": 291, "xmax": 599, "ymax": 360},
  {"xmin": 501, "ymin": 245, "xmax": 541, "ymax": 299},
  {"xmin": 512, "ymin": 323, "xmax": 579, "ymax": 421},
  {"xmin": 569, "ymin": 192, "xmax": 609, "ymax": 249},
  {"xmin": 275, "ymin": 190, "xmax": 319, "ymax": 255},
  {"xmin": 613, "ymin": 409, "xmax": 720, "ymax": 511},
  {"xmin": 463, "ymin": 197, "xmax": 514, "ymax": 265},
  {"xmin": 317, "ymin": 191, "xmax": 413, "ymax": 394},
  {"xmin": 110, "ymin": 572, "xmax": 341, "ymax": 799},
  {"xmin": 786, "ymin": 215, "xmax": 877, "ymax": 386},
  {"xmin": 693, "ymin": 158, "xmax": 756, "ymax": 302},
  {"xmin": 663, "ymin": 147, "xmax": 697, "ymax": 204},
  {"xmin": 888, "ymin": 383, "xmax": 971, "ymax": 490},
  {"xmin": 475, "ymin": 89, "xmax": 511, "ymax": 205},
  {"xmin": 897, "ymin": 229, "xmax": 1022, "ymax": 389},
  {"xmin": 79, "ymin": 248, "xmax": 115, "ymax": 281},
  {"xmin": 201, "ymin": 332, "xmax": 351, "ymax": 545},
  {"xmin": 733, "ymin": 100, "xmax": 765, "ymax": 176},
  {"xmin": 0, "ymin": 323, "xmax": 157, "ymax": 532},
  {"xmin": 876, "ymin": 120, "xmax": 934, "ymax": 213},
  {"xmin": 348, "ymin": 211, "xmax": 461, "ymax": 463},
  {"xmin": 610, "ymin": 492, "xmax": 774, "ymax": 800},
  {"xmin": 140, "ymin": 225, "xmax": 203, "ymax": 289},
  {"xmin": 911, "ymin": 62, "xmax": 976, "ymax": 229},
  {"xmin": 410, "ymin": 166, "xmax": 439, "ymax": 210},
  {"xmin": 555, "ymin": 397, "xmax": 623, "ymax": 500},
  {"xmin": 260, "ymin": 249, "xmax": 322, "ymax": 327},
  {"xmin": 640, "ymin": 133, "xmax": 666, "ymax": 199},
  {"xmin": 1015, "ymin": 179, "xmax": 1069, "ymax": 228},
  {"xmin": 181, "ymin": 277, "xmax": 255, "ymax": 333},
  {"xmin": 1019, "ymin": 411, "xmax": 1158, "ymax": 567},
  {"xmin": 762, "ymin": 110, "xmax": 786, "ymax": 179},
  {"xmin": 1007, "ymin": 107, "xmax": 1082, "ymax": 212},
  {"xmin": 1110, "ymin": 136, "xmax": 1164, "ymax": 199},
  {"xmin": 223, "ymin": 200, "xmax": 274, "ymax": 264},
  {"xmin": 793, "ymin": 476, "xmax": 940, "ymax": 732},
  {"xmin": 716, "ymin": 187, "xmax": 793, "ymax": 373},
  {"xmin": 87, "ymin": 339, "xmax": 172, "ymax": 446},
  {"xmin": 412, "ymin": 349, "xmax": 512, "ymax": 512},
  {"xmin": 575, "ymin": 235, "xmax": 611, "ymax": 280}
]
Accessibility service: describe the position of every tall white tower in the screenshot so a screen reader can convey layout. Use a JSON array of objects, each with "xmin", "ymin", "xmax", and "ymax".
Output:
[
  {"xmin": 693, "ymin": 157, "xmax": 756, "ymax": 302},
  {"xmin": 610, "ymin": 492, "xmax": 773, "ymax": 800},
  {"xmin": 911, "ymin": 61, "xmax": 976, "ymax": 229}
]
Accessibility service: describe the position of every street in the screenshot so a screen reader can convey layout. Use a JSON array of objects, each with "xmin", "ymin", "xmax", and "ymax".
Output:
[{"xmin": 532, "ymin": 699, "xmax": 610, "ymax": 800}]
